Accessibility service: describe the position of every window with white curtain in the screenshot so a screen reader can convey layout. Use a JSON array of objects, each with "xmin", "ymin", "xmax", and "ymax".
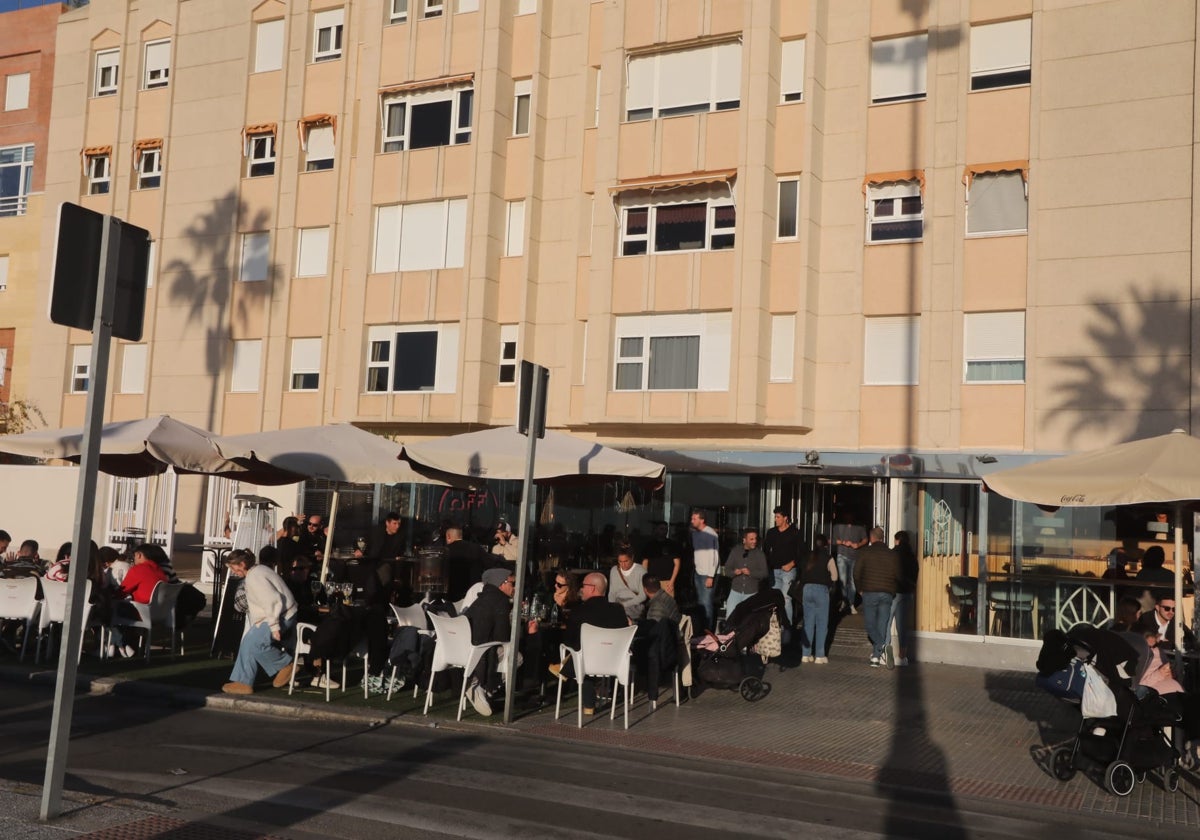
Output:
[
  {"xmin": 70, "ymin": 345, "xmax": 91, "ymax": 393},
  {"xmin": 970, "ymin": 19, "xmax": 1031, "ymax": 91},
  {"xmin": 516, "ymin": 0, "xmax": 535, "ymax": 14},
  {"xmin": 964, "ymin": 311, "xmax": 1025, "ymax": 383},
  {"xmin": 231, "ymin": 339, "xmax": 262, "ymax": 392},
  {"xmin": 304, "ymin": 123, "xmax": 335, "ymax": 171},
  {"xmin": 296, "ymin": 227, "xmax": 330, "ymax": 277},
  {"xmin": 365, "ymin": 323, "xmax": 459, "ymax": 392},
  {"xmin": 94, "ymin": 49, "xmax": 119, "ymax": 97},
  {"xmin": 240, "ymin": 232, "xmax": 270, "ymax": 282},
  {"xmin": 619, "ymin": 186, "xmax": 735, "ymax": 255},
  {"xmin": 143, "ymin": 39, "xmax": 171, "ymax": 89},
  {"xmin": 373, "ymin": 199, "xmax": 467, "ymax": 272},
  {"xmin": 388, "ymin": 0, "xmax": 409, "ymax": 23},
  {"xmin": 780, "ymin": 39, "xmax": 805, "ymax": 102},
  {"xmin": 769, "ymin": 314, "xmax": 795, "ymax": 382},
  {"xmin": 254, "ymin": 19, "xmax": 285, "ymax": 73},
  {"xmin": 967, "ymin": 170, "xmax": 1027, "ymax": 236},
  {"xmin": 290, "ymin": 337, "xmax": 322, "ymax": 391},
  {"xmin": 777, "ymin": 178, "xmax": 799, "ymax": 239},
  {"xmin": 613, "ymin": 312, "xmax": 731, "ymax": 392},
  {"xmin": 864, "ymin": 316, "xmax": 919, "ymax": 385},
  {"xmin": 505, "ymin": 200, "xmax": 525, "ymax": 257},
  {"xmin": 513, "ymin": 78, "xmax": 531, "ymax": 136},
  {"xmin": 457, "ymin": 0, "xmax": 478, "ymax": 12},
  {"xmin": 0, "ymin": 255, "xmax": 8, "ymax": 291},
  {"xmin": 867, "ymin": 180, "xmax": 922, "ymax": 243},
  {"xmin": 5, "ymin": 73, "xmax": 30, "ymax": 111},
  {"xmin": 625, "ymin": 41, "xmax": 741, "ymax": 121},
  {"xmin": 313, "ymin": 9, "xmax": 344, "ymax": 61},
  {"xmin": 870, "ymin": 33, "xmax": 926, "ymax": 104},
  {"xmin": 499, "ymin": 324, "xmax": 518, "ymax": 384},
  {"xmin": 381, "ymin": 83, "xmax": 473, "ymax": 151},
  {"xmin": 119, "ymin": 344, "xmax": 147, "ymax": 394}
]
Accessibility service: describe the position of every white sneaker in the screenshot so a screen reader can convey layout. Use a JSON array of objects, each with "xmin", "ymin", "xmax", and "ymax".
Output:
[
  {"xmin": 468, "ymin": 683, "xmax": 493, "ymax": 717},
  {"xmin": 311, "ymin": 673, "xmax": 340, "ymax": 690},
  {"xmin": 118, "ymin": 645, "xmax": 136, "ymax": 659},
  {"xmin": 801, "ymin": 655, "xmax": 815, "ymax": 663},
  {"xmin": 869, "ymin": 656, "xmax": 880, "ymax": 667},
  {"xmin": 897, "ymin": 657, "xmax": 910, "ymax": 667},
  {"xmin": 814, "ymin": 657, "xmax": 829, "ymax": 664},
  {"xmin": 850, "ymin": 606, "xmax": 858, "ymax": 615}
]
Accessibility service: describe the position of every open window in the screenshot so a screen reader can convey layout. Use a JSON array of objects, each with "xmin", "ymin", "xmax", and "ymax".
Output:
[
  {"xmin": 300, "ymin": 115, "xmax": 336, "ymax": 171},
  {"xmin": 380, "ymin": 77, "xmax": 474, "ymax": 152},
  {"xmin": 614, "ymin": 173, "xmax": 737, "ymax": 256},
  {"xmin": 365, "ymin": 323, "xmax": 459, "ymax": 393},
  {"xmin": 865, "ymin": 174, "xmax": 924, "ymax": 243},
  {"xmin": 84, "ymin": 148, "xmax": 111, "ymax": 195},
  {"xmin": 613, "ymin": 312, "xmax": 731, "ymax": 392},
  {"xmin": 134, "ymin": 139, "xmax": 162, "ymax": 190},
  {"xmin": 312, "ymin": 8, "xmax": 344, "ymax": 62},
  {"xmin": 245, "ymin": 124, "xmax": 277, "ymax": 177}
]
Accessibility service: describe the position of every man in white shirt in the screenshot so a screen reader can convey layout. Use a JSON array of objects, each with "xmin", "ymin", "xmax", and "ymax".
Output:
[{"xmin": 690, "ymin": 509, "xmax": 720, "ymax": 631}]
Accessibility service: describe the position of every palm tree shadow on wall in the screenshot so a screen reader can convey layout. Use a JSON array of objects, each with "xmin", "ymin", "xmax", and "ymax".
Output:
[{"xmin": 1044, "ymin": 284, "xmax": 1192, "ymax": 442}]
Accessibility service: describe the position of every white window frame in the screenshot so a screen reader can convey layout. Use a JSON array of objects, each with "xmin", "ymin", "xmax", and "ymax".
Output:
[
  {"xmin": 776, "ymin": 177, "xmax": 799, "ymax": 240},
  {"xmin": 119, "ymin": 344, "xmax": 147, "ymax": 394},
  {"xmin": 612, "ymin": 312, "xmax": 731, "ymax": 392},
  {"xmin": 388, "ymin": 0, "xmax": 409, "ymax": 24},
  {"xmin": 0, "ymin": 144, "xmax": 34, "ymax": 217},
  {"xmin": 296, "ymin": 227, "xmax": 330, "ymax": 277},
  {"xmin": 86, "ymin": 153, "xmax": 111, "ymax": 195},
  {"xmin": 625, "ymin": 41, "xmax": 741, "ymax": 122},
  {"xmin": 970, "ymin": 19, "xmax": 1031, "ymax": 92},
  {"xmin": 864, "ymin": 316, "xmax": 920, "ymax": 385},
  {"xmin": 423, "ymin": 0, "xmax": 444, "ymax": 19},
  {"xmin": 145, "ymin": 240, "xmax": 157, "ymax": 288},
  {"xmin": 254, "ymin": 19, "xmax": 285, "ymax": 74},
  {"xmin": 499, "ymin": 324, "xmax": 518, "ymax": 385},
  {"xmin": 964, "ymin": 311, "xmax": 1025, "ymax": 383},
  {"xmin": 618, "ymin": 187, "xmax": 736, "ymax": 256},
  {"xmin": 136, "ymin": 147, "xmax": 162, "ymax": 190},
  {"xmin": 247, "ymin": 131, "xmax": 276, "ymax": 177},
  {"xmin": 239, "ymin": 232, "xmax": 270, "ymax": 282},
  {"xmin": 513, "ymin": 78, "xmax": 532, "ymax": 136},
  {"xmin": 70, "ymin": 345, "xmax": 91, "ymax": 393},
  {"xmin": 365, "ymin": 323, "xmax": 459, "ymax": 393},
  {"xmin": 380, "ymin": 83, "xmax": 474, "ymax": 152},
  {"xmin": 143, "ymin": 39, "xmax": 171, "ymax": 89},
  {"xmin": 505, "ymin": 199, "xmax": 526, "ymax": 257},
  {"xmin": 866, "ymin": 180, "xmax": 923, "ymax": 244},
  {"xmin": 304, "ymin": 123, "xmax": 335, "ymax": 171},
  {"xmin": 372, "ymin": 198, "xmax": 467, "ymax": 272},
  {"xmin": 870, "ymin": 33, "xmax": 926, "ymax": 104},
  {"xmin": 780, "ymin": 38, "xmax": 805, "ymax": 103},
  {"xmin": 5, "ymin": 73, "xmax": 30, "ymax": 112},
  {"xmin": 290, "ymin": 337, "xmax": 322, "ymax": 391},
  {"xmin": 0, "ymin": 254, "xmax": 9, "ymax": 292},
  {"xmin": 966, "ymin": 170, "xmax": 1028, "ymax": 237},
  {"xmin": 230, "ymin": 339, "xmax": 262, "ymax": 393},
  {"xmin": 313, "ymin": 8, "xmax": 344, "ymax": 62},
  {"xmin": 94, "ymin": 49, "xmax": 120, "ymax": 97},
  {"xmin": 769, "ymin": 314, "xmax": 795, "ymax": 382}
]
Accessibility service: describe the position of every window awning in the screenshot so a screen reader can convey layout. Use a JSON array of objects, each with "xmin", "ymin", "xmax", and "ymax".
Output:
[
  {"xmin": 379, "ymin": 72, "xmax": 474, "ymax": 97},
  {"xmin": 963, "ymin": 160, "xmax": 1029, "ymax": 186},
  {"xmin": 243, "ymin": 122, "xmax": 277, "ymax": 138},
  {"xmin": 625, "ymin": 33, "xmax": 741, "ymax": 59},
  {"xmin": 82, "ymin": 145, "xmax": 112, "ymax": 157},
  {"xmin": 134, "ymin": 138, "xmax": 163, "ymax": 151},
  {"xmin": 297, "ymin": 113, "xmax": 336, "ymax": 144},
  {"xmin": 862, "ymin": 169, "xmax": 925, "ymax": 195},
  {"xmin": 609, "ymin": 169, "xmax": 738, "ymax": 194}
]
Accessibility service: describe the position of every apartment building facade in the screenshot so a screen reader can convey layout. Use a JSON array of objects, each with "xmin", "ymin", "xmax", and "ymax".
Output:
[{"xmin": 11, "ymin": 0, "xmax": 1200, "ymax": 655}]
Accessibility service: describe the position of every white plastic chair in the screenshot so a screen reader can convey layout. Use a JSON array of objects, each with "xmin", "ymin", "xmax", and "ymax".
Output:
[
  {"xmin": 108, "ymin": 581, "xmax": 184, "ymax": 662},
  {"xmin": 36, "ymin": 578, "xmax": 93, "ymax": 664},
  {"xmin": 0, "ymin": 578, "xmax": 41, "ymax": 662},
  {"xmin": 665, "ymin": 614, "xmax": 692, "ymax": 708},
  {"xmin": 387, "ymin": 603, "xmax": 430, "ymax": 700},
  {"xmin": 555, "ymin": 623, "xmax": 637, "ymax": 729},
  {"xmin": 290, "ymin": 621, "xmax": 339, "ymax": 702},
  {"xmin": 423, "ymin": 612, "xmax": 503, "ymax": 720}
]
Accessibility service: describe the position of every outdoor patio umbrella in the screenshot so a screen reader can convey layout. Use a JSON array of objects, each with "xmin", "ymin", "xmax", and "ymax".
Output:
[{"xmin": 982, "ymin": 428, "xmax": 1200, "ymax": 647}]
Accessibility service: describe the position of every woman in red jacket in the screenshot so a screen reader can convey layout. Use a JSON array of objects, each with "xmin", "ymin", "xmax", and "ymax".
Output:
[{"xmin": 107, "ymin": 547, "xmax": 168, "ymax": 657}]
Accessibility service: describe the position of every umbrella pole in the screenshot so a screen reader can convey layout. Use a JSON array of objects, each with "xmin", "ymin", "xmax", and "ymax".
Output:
[
  {"xmin": 320, "ymin": 489, "xmax": 339, "ymax": 584},
  {"xmin": 1175, "ymin": 501, "xmax": 1184, "ymax": 653}
]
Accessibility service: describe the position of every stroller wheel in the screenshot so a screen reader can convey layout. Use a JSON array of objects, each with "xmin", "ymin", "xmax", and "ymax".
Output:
[
  {"xmin": 1105, "ymin": 761, "xmax": 1136, "ymax": 797},
  {"xmin": 739, "ymin": 677, "xmax": 770, "ymax": 702},
  {"xmin": 1165, "ymin": 767, "xmax": 1181, "ymax": 793},
  {"xmin": 1050, "ymin": 746, "xmax": 1076, "ymax": 782}
]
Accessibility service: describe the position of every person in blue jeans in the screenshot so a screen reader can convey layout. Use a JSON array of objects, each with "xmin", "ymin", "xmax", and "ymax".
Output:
[
  {"xmin": 762, "ymin": 506, "xmax": 802, "ymax": 640},
  {"xmin": 799, "ymin": 534, "xmax": 837, "ymax": 663},
  {"xmin": 690, "ymin": 509, "xmax": 720, "ymax": 631},
  {"xmin": 852, "ymin": 527, "xmax": 899, "ymax": 666},
  {"xmin": 222, "ymin": 549, "xmax": 298, "ymax": 694},
  {"xmin": 832, "ymin": 510, "xmax": 867, "ymax": 614}
]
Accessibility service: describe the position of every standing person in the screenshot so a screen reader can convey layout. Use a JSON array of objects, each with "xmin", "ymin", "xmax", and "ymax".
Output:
[
  {"xmin": 689, "ymin": 509, "xmax": 720, "ymax": 631},
  {"xmin": 276, "ymin": 516, "xmax": 306, "ymax": 582},
  {"xmin": 358, "ymin": 511, "xmax": 405, "ymax": 564},
  {"xmin": 762, "ymin": 506, "xmax": 802, "ymax": 636},
  {"xmin": 640, "ymin": 521, "xmax": 681, "ymax": 597},
  {"xmin": 722, "ymin": 527, "xmax": 768, "ymax": 618},
  {"xmin": 799, "ymin": 534, "xmax": 837, "ymax": 664},
  {"xmin": 853, "ymin": 527, "xmax": 900, "ymax": 667},
  {"xmin": 832, "ymin": 510, "xmax": 867, "ymax": 614},
  {"xmin": 890, "ymin": 531, "xmax": 919, "ymax": 666},
  {"xmin": 221, "ymin": 549, "xmax": 298, "ymax": 695},
  {"xmin": 444, "ymin": 526, "xmax": 489, "ymax": 601}
]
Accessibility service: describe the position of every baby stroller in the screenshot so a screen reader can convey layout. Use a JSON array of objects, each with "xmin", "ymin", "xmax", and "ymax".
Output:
[
  {"xmin": 691, "ymin": 594, "xmax": 778, "ymax": 702},
  {"xmin": 1037, "ymin": 627, "xmax": 1182, "ymax": 796}
]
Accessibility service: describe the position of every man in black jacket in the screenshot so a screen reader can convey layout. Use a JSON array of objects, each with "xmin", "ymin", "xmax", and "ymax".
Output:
[
  {"xmin": 853, "ymin": 527, "xmax": 899, "ymax": 667},
  {"xmin": 462, "ymin": 567, "xmax": 519, "ymax": 715},
  {"xmin": 554, "ymin": 572, "xmax": 629, "ymax": 715}
]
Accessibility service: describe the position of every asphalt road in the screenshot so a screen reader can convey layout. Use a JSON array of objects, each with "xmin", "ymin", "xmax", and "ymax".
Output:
[{"xmin": 0, "ymin": 682, "xmax": 1140, "ymax": 840}]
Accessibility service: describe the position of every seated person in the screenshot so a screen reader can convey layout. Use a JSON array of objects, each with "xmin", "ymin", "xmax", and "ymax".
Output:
[
  {"xmin": 349, "ymin": 554, "xmax": 395, "ymax": 696},
  {"xmin": 608, "ymin": 548, "xmax": 647, "ymax": 621},
  {"xmin": 551, "ymin": 572, "xmax": 629, "ymax": 714},
  {"xmin": 638, "ymin": 575, "xmax": 681, "ymax": 708},
  {"xmin": 108, "ymin": 545, "xmax": 170, "ymax": 658},
  {"xmin": 3, "ymin": 539, "xmax": 42, "ymax": 578},
  {"xmin": 1135, "ymin": 591, "xmax": 1196, "ymax": 652},
  {"xmin": 463, "ymin": 567, "xmax": 523, "ymax": 716}
]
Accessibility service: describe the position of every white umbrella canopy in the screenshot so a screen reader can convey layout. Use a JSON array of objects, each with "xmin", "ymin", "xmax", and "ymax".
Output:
[{"xmin": 402, "ymin": 427, "xmax": 665, "ymax": 483}]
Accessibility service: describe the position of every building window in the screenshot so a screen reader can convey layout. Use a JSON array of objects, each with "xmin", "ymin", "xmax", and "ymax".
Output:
[
  {"xmin": 591, "ymin": 66, "xmax": 601, "ymax": 127},
  {"xmin": 388, "ymin": 0, "xmax": 408, "ymax": 24},
  {"xmin": 964, "ymin": 311, "xmax": 1025, "ymax": 383},
  {"xmin": 513, "ymin": 78, "xmax": 531, "ymax": 136},
  {"xmin": 5, "ymin": 73, "xmax": 30, "ymax": 112},
  {"xmin": 770, "ymin": 314, "xmax": 795, "ymax": 382},
  {"xmin": 70, "ymin": 345, "xmax": 91, "ymax": 393},
  {"xmin": 246, "ymin": 129, "xmax": 276, "ymax": 177},
  {"xmin": 239, "ymin": 232, "xmax": 270, "ymax": 282},
  {"xmin": 777, "ymin": 178, "xmax": 799, "ymax": 239},
  {"xmin": 613, "ymin": 312, "xmax": 731, "ymax": 392},
  {"xmin": 303, "ymin": 121, "xmax": 335, "ymax": 171},
  {"xmin": 230, "ymin": 339, "xmax": 262, "ymax": 393},
  {"xmin": 625, "ymin": 41, "xmax": 741, "ymax": 121},
  {"xmin": 423, "ymin": 0, "xmax": 444, "ymax": 19},
  {"xmin": 864, "ymin": 316, "xmax": 919, "ymax": 385},
  {"xmin": 143, "ymin": 39, "xmax": 171, "ymax": 89},
  {"xmin": 365, "ymin": 323, "xmax": 459, "ymax": 393},
  {"xmin": 0, "ymin": 255, "xmax": 8, "ymax": 291},
  {"xmin": 296, "ymin": 227, "xmax": 330, "ymax": 277},
  {"xmin": 516, "ymin": 0, "xmax": 536, "ymax": 13},
  {"xmin": 619, "ymin": 188, "xmax": 735, "ymax": 256},
  {"xmin": 313, "ymin": 8, "xmax": 344, "ymax": 62},
  {"xmin": 145, "ymin": 240, "xmax": 156, "ymax": 288},
  {"xmin": 290, "ymin": 338, "xmax": 321, "ymax": 391},
  {"xmin": 966, "ymin": 170, "xmax": 1027, "ymax": 236},
  {"xmin": 381, "ymin": 83, "xmax": 473, "ymax": 152},
  {"xmin": 870, "ymin": 33, "xmax": 926, "ymax": 104},
  {"xmin": 971, "ymin": 19, "xmax": 1031, "ymax": 91},
  {"xmin": 505, "ymin": 200, "xmax": 525, "ymax": 257},
  {"xmin": 118, "ymin": 344, "xmax": 147, "ymax": 394},
  {"xmin": 373, "ymin": 198, "xmax": 467, "ymax": 272},
  {"xmin": 499, "ymin": 324, "xmax": 518, "ymax": 384},
  {"xmin": 780, "ymin": 39, "xmax": 805, "ymax": 103},
  {"xmin": 94, "ymin": 49, "xmax": 119, "ymax": 97},
  {"xmin": 86, "ymin": 152, "xmax": 111, "ymax": 195},
  {"xmin": 458, "ymin": 0, "xmax": 479, "ymax": 12},
  {"xmin": 0, "ymin": 144, "xmax": 34, "ymax": 217},
  {"xmin": 254, "ymin": 19, "xmax": 285, "ymax": 73},
  {"xmin": 135, "ymin": 144, "xmax": 162, "ymax": 190},
  {"xmin": 867, "ymin": 180, "xmax": 922, "ymax": 243}
]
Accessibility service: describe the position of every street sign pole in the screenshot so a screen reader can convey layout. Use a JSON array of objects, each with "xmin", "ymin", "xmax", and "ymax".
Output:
[{"xmin": 40, "ymin": 216, "xmax": 121, "ymax": 821}]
